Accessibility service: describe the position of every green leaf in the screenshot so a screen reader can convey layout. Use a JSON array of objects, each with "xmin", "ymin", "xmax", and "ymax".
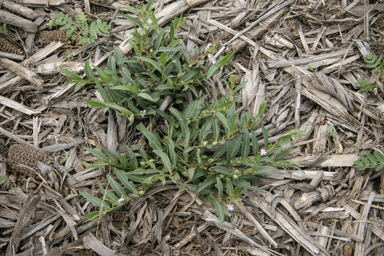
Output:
[
  {"xmin": 274, "ymin": 147, "xmax": 292, "ymax": 162},
  {"xmin": 113, "ymin": 168, "xmax": 139, "ymax": 194},
  {"xmin": 376, "ymin": 163, "xmax": 384, "ymax": 172},
  {"xmin": 200, "ymin": 116, "xmax": 213, "ymax": 141},
  {"xmin": 79, "ymin": 192, "xmax": 110, "ymax": 209},
  {"xmin": 84, "ymin": 162, "xmax": 110, "ymax": 168},
  {"xmin": 196, "ymin": 175, "xmax": 216, "ymax": 194},
  {"xmin": 98, "ymin": 181, "xmax": 119, "ymax": 202},
  {"xmin": 84, "ymin": 147, "xmax": 109, "ymax": 162},
  {"xmin": 374, "ymin": 151, "xmax": 384, "ymax": 162},
  {"xmin": 251, "ymin": 130, "xmax": 259, "ymax": 156},
  {"xmin": 226, "ymin": 181, "xmax": 234, "ymax": 196},
  {"xmin": 84, "ymin": 60, "xmax": 95, "ymax": 81},
  {"xmin": 136, "ymin": 56, "xmax": 162, "ymax": 72},
  {"xmin": 213, "ymin": 200, "xmax": 225, "ymax": 224},
  {"xmin": 216, "ymin": 112, "xmax": 230, "ymax": 134},
  {"xmin": 0, "ymin": 176, "xmax": 6, "ymax": 185},
  {"xmin": 137, "ymin": 123, "xmax": 163, "ymax": 152},
  {"xmin": 60, "ymin": 67, "xmax": 82, "ymax": 80},
  {"xmin": 154, "ymin": 149, "xmax": 173, "ymax": 173},
  {"xmin": 107, "ymin": 175, "xmax": 128, "ymax": 197},
  {"xmin": 216, "ymin": 177, "xmax": 223, "ymax": 199},
  {"xmin": 261, "ymin": 123, "xmax": 268, "ymax": 146},
  {"xmin": 212, "ymin": 139, "xmax": 232, "ymax": 160},
  {"xmin": 214, "ymin": 166, "xmax": 231, "ymax": 176},
  {"xmin": 216, "ymin": 53, "xmax": 234, "ymax": 67},
  {"xmin": 361, "ymin": 156, "xmax": 370, "ymax": 165},
  {"xmin": 120, "ymin": 14, "xmax": 141, "ymax": 27},
  {"xmin": 74, "ymin": 82, "xmax": 86, "ymax": 93},
  {"xmin": 138, "ymin": 92, "xmax": 157, "ymax": 102},
  {"xmin": 84, "ymin": 211, "xmax": 100, "ymax": 221},
  {"xmin": 207, "ymin": 65, "xmax": 219, "ymax": 79},
  {"xmin": 258, "ymin": 101, "xmax": 267, "ymax": 116},
  {"xmin": 241, "ymin": 130, "xmax": 250, "ymax": 160},
  {"xmin": 226, "ymin": 134, "xmax": 242, "ymax": 166},
  {"xmin": 367, "ymin": 153, "xmax": 378, "ymax": 165}
]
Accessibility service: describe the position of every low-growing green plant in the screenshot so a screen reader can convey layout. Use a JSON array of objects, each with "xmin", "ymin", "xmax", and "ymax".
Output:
[
  {"xmin": 322, "ymin": 125, "xmax": 338, "ymax": 137},
  {"xmin": 48, "ymin": 11, "xmax": 111, "ymax": 46},
  {"xmin": 354, "ymin": 150, "xmax": 384, "ymax": 172},
  {"xmin": 356, "ymin": 53, "xmax": 383, "ymax": 92},
  {"xmin": 61, "ymin": 0, "xmax": 306, "ymax": 223}
]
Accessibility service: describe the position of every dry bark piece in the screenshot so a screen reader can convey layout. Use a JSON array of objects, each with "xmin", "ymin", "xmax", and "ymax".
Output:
[
  {"xmin": 0, "ymin": 10, "xmax": 37, "ymax": 33},
  {"xmin": 35, "ymin": 30, "xmax": 70, "ymax": 46},
  {"xmin": 295, "ymin": 185, "xmax": 335, "ymax": 210},
  {"xmin": 7, "ymin": 144, "xmax": 54, "ymax": 179}
]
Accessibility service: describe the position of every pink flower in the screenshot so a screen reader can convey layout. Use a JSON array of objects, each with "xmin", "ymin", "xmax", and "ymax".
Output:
[
  {"xmin": 227, "ymin": 204, "xmax": 234, "ymax": 211},
  {"xmin": 140, "ymin": 110, "xmax": 146, "ymax": 117},
  {"xmin": 118, "ymin": 198, "xmax": 124, "ymax": 203},
  {"xmin": 260, "ymin": 149, "xmax": 267, "ymax": 156}
]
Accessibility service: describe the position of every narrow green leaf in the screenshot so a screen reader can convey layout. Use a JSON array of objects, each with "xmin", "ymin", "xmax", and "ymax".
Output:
[
  {"xmin": 226, "ymin": 134, "xmax": 242, "ymax": 166},
  {"xmin": 251, "ymin": 130, "xmax": 259, "ymax": 156},
  {"xmin": 216, "ymin": 177, "xmax": 223, "ymax": 199},
  {"xmin": 214, "ymin": 166, "xmax": 231, "ymax": 176},
  {"xmin": 98, "ymin": 181, "xmax": 119, "ymax": 202},
  {"xmin": 154, "ymin": 149, "xmax": 173, "ymax": 173},
  {"xmin": 84, "ymin": 60, "xmax": 95, "ymax": 81},
  {"xmin": 196, "ymin": 175, "xmax": 216, "ymax": 194},
  {"xmin": 140, "ymin": 143, "xmax": 149, "ymax": 161},
  {"xmin": 84, "ymin": 147, "xmax": 109, "ymax": 162},
  {"xmin": 261, "ymin": 123, "xmax": 268, "ymax": 146},
  {"xmin": 375, "ymin": 163, "xmax": 384, "ymax": 172},
  {"xmin": 226, "ymin": 181, "xmax": 234, "ymax": 196},
  {"xmin": 60, "ymin": 67, "xmax": 82, "ymax": 80},
  {"xmin": 113, "ymin": 167, "xmax": 139, "ymax": 194},
  {"xmin": 241, "ymin": 130, "xmax": 250, "ymax": 160},
  {"xmin": 0, "ymin": 176, "xmax": 6, "ymax": 185},
  {"xmin": 120, "ymin": 14, "xmax": 141, "ymax": 27},
  {"xmin": 136, "ymin": 56, "xmax": 162, "ymax": 72},
  {"xmin": 274, "ymin": 147, "xmax": 292, "ymax": 162},
  {"xmin": 119, "ymin": 6, "xmax": 140, "ymax": 16},
  {"xmin": 212, "ymin": 140, "xmax": 232, "ymax": 160},
  {"xmin": 79, "ymin": 192, "xmax": 110, "ymax": 209},
  {"xmin": 374, "ymin": 151, "xmax": 384, "ymax": 162},
  {"xmin": 84, "ymin": 211, "xmax": 100, "ymax": 221},
  {"xmin": 367, "ymin": 153, "xmax": 378, "ymax": 165},
  {"xmin": 138, "ymin": 92, "xmax": 157, "ymax": 102},
  {"xmin": 137, "ymin": 123, "xmax": 163, "ymax": 152},
  {"xmin": 213, "ymin": 200, "xmax": 225, "ymax": 224},
  {"xmin": 207, "ymin": 65, "xmax": 219, "ymax": 79},
  {"xmin": 200, "ymin": 116, "xmax": 213, "ymax": 141},
  {"xmin": 361, "ymin": 156, "xmax": 370, "ymax": 165},
  {"xmin": 107, "ymin": 174, "xmax": 127, "ymax": 197},
  {"xmin": 216, "ymin": 112, "xmax": 230, "ymax": 134}
]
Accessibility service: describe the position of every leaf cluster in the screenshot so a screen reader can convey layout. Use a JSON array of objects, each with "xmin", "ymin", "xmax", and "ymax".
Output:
[
  {"xmin": 354, "ymin": 151, "xmax": 384, "ymax": 172},
  {"xmin": 83, "ymin": 95, "xmax": 305, "ymax": 222},
  {"xmin": 74, "ymin": 1, "xmax": 306, "ymax": 224},
  {"xmin": 356, "ymin": 53, "xmax": 384, "ymax": 93},
  {"xmin": 48, "ymin": 11, "xmax": 111, "ymax": 46},
  {"xmin": 322, "ymin": 125, "xmax": 338, "ymax": 137},
  {"xmin": 61, "ymin": 0, "xmax": 232, "ymax": 114}
]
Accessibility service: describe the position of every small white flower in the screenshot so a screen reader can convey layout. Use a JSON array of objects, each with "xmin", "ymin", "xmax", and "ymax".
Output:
[
  {"xmin": 260, "ymin": 148, "xmax": 267, "ymax": 156},
  {"xmin": 118, "ymin": 198, "xmax": 124, "ymax": 203},
  {"xmin": 227, "ymin": 204, "xmax": 234, "ymax": 211}
]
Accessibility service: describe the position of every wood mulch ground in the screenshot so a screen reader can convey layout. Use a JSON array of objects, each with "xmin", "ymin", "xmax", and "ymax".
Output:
[{"xmin": 1, "ymin": 0, "xmax": 384, "ymax": 255}]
